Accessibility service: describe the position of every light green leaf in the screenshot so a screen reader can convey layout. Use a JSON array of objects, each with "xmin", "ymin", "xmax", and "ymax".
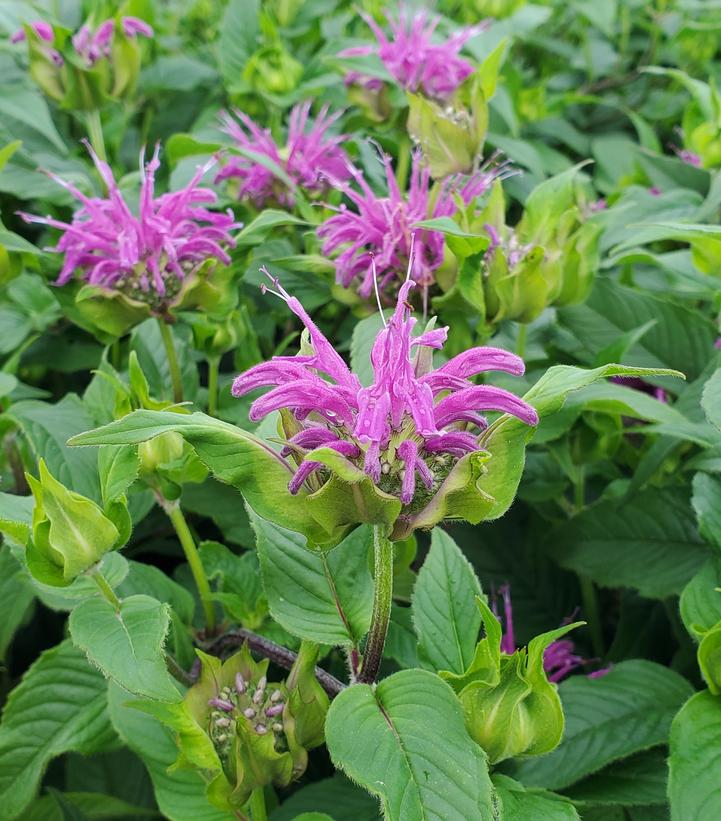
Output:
[
  {"xmin": 493, "ymin": 775, "xmax": 579, "ymax": 820},
  {"xmin": 0, "ymin": 491, "xmax": 34, "ymax": 545},
  {"xmin": 506, "ymin": 660, "xmax": 693, "ymax": 790},
  {"xmin": 702, "ymin": 368, "xmax": 721, "ymax": 432},
  {"xmin": 69, "ymin": 595, "xmax": 179, "ymax": 702},
  {"xmin": 412, "ymin": 528, "xmax": 482, "ymax": 674},
  {"xmin": 325, "ymin": 669, "xmax": 495, "ymax": 821},
  {"xmin": 0, "ymin": 640, "xmax": 116, "ymax": 820},
  {"xmin": 680, "ymin": 558, "xmax": 721, "ymax": 638},
  {"xmin": 235, "ymin": 209, "xmax": 308, "ymax": 248},
  {"xmin": 548, "ymin": 488, "xmax": 708, "ymax": 599},
  {"xmin": 0, "ymin": 85, "xmax": 66, "ymax": 153},
  {"xmin": 669, "ymin": 691, "xmax": 721, "ymax": 821},
  {"xmin": 23, "ymin": 791, "xmax": 159, "ymax": 821},
  {"xmin": 107, "ymin": 683, "xmax": 234, "ymax": 821},
  {"xmin": 253, "ymin": 513, "xmax": 373, "ymax": 645}
]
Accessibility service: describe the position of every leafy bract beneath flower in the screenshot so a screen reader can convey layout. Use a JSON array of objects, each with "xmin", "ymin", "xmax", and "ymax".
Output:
[
  {"xmin": 216, "ymin": 102, "xmax": 350, "ymax": 207},
  {"xmin": 19, "ymin": 142, "xmax": 238, "ymax": 314},
  {"xmin": 232, "ymin": 271, "xmax": 537, "ymax": 535}
]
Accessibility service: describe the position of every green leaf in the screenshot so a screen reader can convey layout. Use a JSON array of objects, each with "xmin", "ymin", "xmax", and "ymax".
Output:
[
  {"xmin": 563, "ymin": 748, "xmax": 668, "ymax": 807},
  {"xmin": 547, "ymin": 488, "xmax": 708, "ymax": 599},
  {"xmin": 669, "ymin": 691, "xmax": 721, "ymax": 820},
  {"xmin": 0, "ymin": 640, "xmax": 116, "ymax": 820},
  {"xmin": 0, "ymin": 84, "xmax": 66, "ymax": 153},
  {"xmin": 0, "ymin": 544, "xmax": 34, "ymax": 659},
  {"xmin": 24, "ymin": 791, "xmax": 159, "ymax": 821},
  {"xmin": 702, "ymin": 368, "xmax": 721, "ymax": 432},
  {"xmin": 560, "ymin": 279, "xmax": 714, "ymax": 381},
  {"xmin": 692, "ymin": 472, "xmax": 721, "ymax": 555},
  {"xmin": 235, "ymin": 209, "xmax": 308, "ymax": 248},
  {"xmin": 107, "ymin": 684, "xmax": 234, "ymax": 821},
  {"xmin": 325, "ymin": 669, "xmax": 496, "ymax": 821},
  {"xmin": 267, "ymin": 774, "xmax": 380, "ymax": 821},
  {"xmin": 8, "ymin": 395, "xmax": 101, "ymax": 502},
  {"xmin": 218, "ymin": 0, "xmax": 260, "ymax": 91},
  {"xmin": 69, "ymin": 410, "xmax": 399, "ymax": 549},
  {"xmin": 0, "ymin": 490, "xmax": 34, "ymax": 545},
  {"xmin": 680, "ymin": 558, "xmax": 721, "ymax": 638},
  {"xmin": 506, "ymin": 660, "xmax": 694, "ymax": 790},
  {"xmin": 493, "ymin": 775, "xmax": 579, "ymax": 820},
  {"xmin": 253, "ymin": 513, "xmax": 373, "ymax": 645},
  {"xmin": 69, "ymin": 595, "xmax": 180, "ymax": 702},
  {"xmin": 412, "ymin": 528, "xmax": 482, "ymax": 674}
]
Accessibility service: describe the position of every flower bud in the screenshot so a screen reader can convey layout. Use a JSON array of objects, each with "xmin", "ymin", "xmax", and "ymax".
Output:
[
  {"xmin": 243, "ymin": 45, "xmax": 302, "ymax": 96},
  {"xmin": 441, "ymin": 597, "xmax": 582, "ymax": 764},
  {"xmin": 25, "ymin": 459, "xmax": 124, "ymax": 586}
]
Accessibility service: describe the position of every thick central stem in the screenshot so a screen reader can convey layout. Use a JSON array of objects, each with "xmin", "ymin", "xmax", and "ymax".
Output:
[
  {"xmin": 358, "ymin": 525, "xmax": 394, "ymax": 684},
  {"xmin": 165, "ymin": 501, "xmax": 216, "ymax": 633},
  {"xmin": 157, "ymin": 318, "xmax": 184, "ymax": 404},
  {"xmin": 207, "ymin": 355, "xmax": 220, "ymax": 417}
]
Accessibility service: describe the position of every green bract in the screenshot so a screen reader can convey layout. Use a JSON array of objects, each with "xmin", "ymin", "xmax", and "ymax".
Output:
[
  {"xmin": 25, "ymin": 460, "xmax": 126, "ymax": 586},
  {"xmin": 137, "ymin": 643, "xmax": 328, "ymax": 812},
  {"xmin": 442, "ymin": 596, "xmax": 583, "ymax": 763}
]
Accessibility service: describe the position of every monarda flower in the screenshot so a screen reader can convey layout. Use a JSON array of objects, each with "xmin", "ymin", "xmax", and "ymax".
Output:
[
  {"xmin": 340, "ymin": 8, "xmax": 484, "ymax": 100},
  {"xmin": 495, "ymin": 585, "xmax": 608, "ymax": 682},
  {"xmin": 19, "ymin": 142, "xmax": 238, "ymax": 332},
  {"xmin": 232, "ymin": 270, "xmax": 537, "ymax": 533},
  {"xmin": 216, "ymin": 102, "xmax": 350, "ymax": 208},
  {"xmin": 10, "ymin": 15, "xmax": 153, "ymax": 108},
  {"xmin": 317, "ymin": 149, "xmax": 503, "ymax": 300}
]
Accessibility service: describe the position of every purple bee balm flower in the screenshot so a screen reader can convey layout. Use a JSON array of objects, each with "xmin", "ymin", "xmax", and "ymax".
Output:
[
  {"xmin": 216, "ymin": 102, "xmax": 351, "ymax": 208},
  {"xmin": 10, "ymin": 20, "xmax": 54, "ymax": 43},
  {"xmin": 122, "ymin": 16, "xmax": 154, "ymax": 38},
  {"xmin": 340, "ymin": 8, "xmax": 485, "ymax": 100},
  {"xmin": 19, "ymin": 142, "xmax": 238, "ymax": 304},
  {"xmin": 318, "ymin": 149, "xmax": 503, "ymax": 300},
  {"xmin": 232, "ymin": 268, "xmax": 537, "ymax": 506},
  {"xmin": 494, "ymin": 585, "xmax": 609, "ymax": 682}
]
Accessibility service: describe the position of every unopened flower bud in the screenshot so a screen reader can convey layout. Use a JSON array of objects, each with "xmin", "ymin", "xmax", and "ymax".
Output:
[
  {"xmin": 265, "ymin": 702, "xmax": 284, "ymax": 717},
  {"xmin": 235, "ymin": 672, "xmax": 246, "ymax": 695},
  {"xmin": 255, "ymin": 724, "xmax": 268, "ymax": 735},
  {"xmin": 270, "ymin": 689, "xmax": 283, "ymax": 703},
  {"xmin": 208, "ymin": 698, "xmax": 234, "ymax": 713},
  {"xmin": 243, "ymin": 707, "xmax": 256, "ymax": 719}
]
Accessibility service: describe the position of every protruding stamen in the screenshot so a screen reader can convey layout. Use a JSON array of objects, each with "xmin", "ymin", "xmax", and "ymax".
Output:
[{"xmin": 370, "ymin": 252, "xmax": 387, "ymax": 328}]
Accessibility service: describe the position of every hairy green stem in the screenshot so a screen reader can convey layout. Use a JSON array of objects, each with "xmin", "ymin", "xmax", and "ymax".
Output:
[
  {"xmin": 207, "ymin": 356, "xmax": 220, "ymax": 417},
  {"xmin": 358, "ymin": 526, "xmax": 394, "ymax": 684},
  {"xmin": 580, "ymin": 574, "xmax": 604, "ymax": 658},
  {"xmin": 157, "ymin": 318, "xmax": 184, "ymax": 404},
  {"xmin": 249, "ymin": 787, "xmax": 267, "ymax": 821},
  {"xmin": 165, "ymin": 502, "xmax": 216, "ymax": 633},
  {"xmin": 91, "ymin": 569, "xmax": 122, "ymax": 610},
  {"xmin": 84, "ymin": 109, "xmax": 107, "ymax": 163}
]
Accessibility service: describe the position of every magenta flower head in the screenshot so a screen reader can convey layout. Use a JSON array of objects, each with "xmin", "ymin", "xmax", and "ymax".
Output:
[
  {"xmin": 318, "ymin": 148, "xmax": 503, "ymax": 300},
  {"xmin": 216, "ymin": 102, "xmax": 351, "ymax": 208},
  {"xmin": 340, "ymin": 8, "xmax": 484, "ymax": 100},
  {"xmin": 232, "ymin": 266, "xmax": 537, "ymax": 538},
  {"xmin": 19, "ymin": 142, "xmax": 239, "ymax": 334}
]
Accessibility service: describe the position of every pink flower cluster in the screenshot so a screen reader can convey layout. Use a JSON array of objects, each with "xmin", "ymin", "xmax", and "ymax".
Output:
[
  {"xmin": 232, "ymin": 272, "xmax": 537, "ymax": 505},
  {"xmin": 216, "ymin": 102, "xmax": 351, "ymax": 208},
  {"xmin": 19, "ymin": 142, "xmax": 237, "ymax": 299},
  {"xmin": 11, "ymin": 16, "xmax": 152, "ymax": 66},
  {"xmin": 340, "ymin": 9, "xmax": 484, "ymax": 100},
  {"xmin": 318, "ymin": 150, "xmax": 504, "ymax": 300}
]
